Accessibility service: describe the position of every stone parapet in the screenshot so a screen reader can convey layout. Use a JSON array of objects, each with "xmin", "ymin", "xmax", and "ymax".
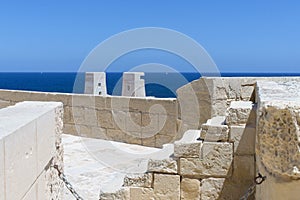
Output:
[{"xmin": 0, "ymin": 101, "xmax": 64, "ymax": 200}]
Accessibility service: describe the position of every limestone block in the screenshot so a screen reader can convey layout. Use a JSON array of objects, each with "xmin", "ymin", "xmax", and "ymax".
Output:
[
  {"xmin": 241, "ymin": 85, "xmax": 254, "ymax": 100},
  {"xmin": 148, "ymin": 158, "xmax": 177, "ymax": 174},
  {"xmin": 257, "ymin": 103, "xmax": 300, "ymax": 179},
  {"xmin": 125, "ymin": 111, "xmax": 142, "ymax": 133},
  {"xmin": 180, "ymin": 178, "xmax": 201, "ymax": 200},
  {"xmin": 201, "ymin": 178, "xmax": 225, "ymax": 200},
  {"xmin": 5, "ymin": 121, "xmax": 37, "ymax": 200},
  {"xmin": 226, "ymin": 101, "xmax": 253, "ymax": 125},
  {"xmin": 123, "ymin": 173, "xmax": 153, "ymax": 188},
  {"xmin": 230, "ymin": 125, "xmax": 255, "ymax": 155},
  {"xmin": 36, "ymin": 110, "xmax": 56, "ymax": 172},
  {"xmin": 100, "ymin": 188, "xmax": 130, "ymax": 200},
  {"xmin": 130, "ymin": 187, "xmax": 154, "ymax": 200},
  {"xmin": 71, "ymin": 94, "xmax": 96, "ymax": 108},
  {"xmin": 159, "ymin": 114, "xmax": 177, "ymax": 137},
  {"xmin": 155, "ymin": 134, "xmax": 173, "ymax": 148},
  {"xmin": 0, "ymin": 139, "xmax": 4, "ymax": 200},
  {"xmin": 153, "ymin": 174, "xmax": 180, "ymax": 200},
  {"xmin": 179, "ymin": 142, "xmax": 233, "ymax": 178},
  {"xmin": 141, "ymin": 136, "xmax": 156, "ymax": 147},
  {"xmin": 142, "ymin": 112, "xmax": 159, "ymax": 138},
  {"xmin": 200, "ymin": 124, "xmax": 229, "ymax": 142},
  {"xmin": 97, "ymin": 109, "xmax": 115, "ymax": 129},
  {"xmin": 174, "ymin": 142, "xmax": 202, "ymax": 158}
]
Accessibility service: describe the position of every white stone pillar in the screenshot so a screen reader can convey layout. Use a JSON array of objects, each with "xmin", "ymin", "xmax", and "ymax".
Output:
[
  {"xmin": 84, "ymin": 72, "xmax": 107, "ymax": 96},
  {"xmin": 122, "ymin": 72, "xmax": 146, "ymax": 97}
]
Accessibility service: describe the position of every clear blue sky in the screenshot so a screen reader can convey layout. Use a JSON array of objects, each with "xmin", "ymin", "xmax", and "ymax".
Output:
[{"xmin": 0, "ymin": 1, "xmax": 300, "ymax": 73}]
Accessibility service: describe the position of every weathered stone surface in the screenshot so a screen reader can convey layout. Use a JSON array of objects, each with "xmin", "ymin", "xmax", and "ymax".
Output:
[
  {"xmin": 153, "ymin": 174, "xmax": 180, "ymax": 200},
  {"xmin": 180, "ymin": 178, "xmax": 201, "ymax": 200},
  {"xmin": 201, "ymin": 178, "xmax": 225, "ymax": 200},
  {"xmin": 200, "ymin": 124, "xmax": 229, "ymax": 142},
  {"xmin": 179, "ymin": 142, "xmax": 233, "ymax": 178},
  {"xmin": 231, "ymin": 155, "xmax": 255, "ymax": 184},
  {"xmin": 123, "ymin": 173, "xmax": 153, "ymax": 188},
  {"xmin": 100, "ymin": 188, "xmax": 130, "ymax": 200},
  {"xmin": 174, "ymin": 142, "xmax": 202, "ymax": 158},
  {"xmin": 147, "ymin": 158, "xmax": 177, "ymax": 174},
  {"xmin": 130, "ymin": 187, "xmax": 154, "ymax": 200},
  {"xmin": 229, "ymin": 125, "xmax": 255, "ymax": 155},
  {"xmin": 226, "ymin": 101, "xmax": 253, "ymax": 125}
]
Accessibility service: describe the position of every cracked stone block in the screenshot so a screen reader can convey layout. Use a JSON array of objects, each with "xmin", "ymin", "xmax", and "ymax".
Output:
[
  {"xmin": 201, "ymin": 178, "xmax": 225, "ymax": 200},
  {"xmin": 153, "ymin": 174, "xmax": 180, "ymax": 200},
  {"xmin": 147, "ymin": 159, "xmax": 177, "ymax": 174},
  {"xmin": 123, "ymin": 173, "xmax": 153, "ymax": 188},
  {"xmin": 179, "ymin": 142, "xmax": 233, "ymax": 178},
  {"xmin": 180, "ymin": 178, "xmax": 201, "ymax": 200},
  {"xmin": 226, "ymin": 101, "xmax": 253, "ymax": 125}
]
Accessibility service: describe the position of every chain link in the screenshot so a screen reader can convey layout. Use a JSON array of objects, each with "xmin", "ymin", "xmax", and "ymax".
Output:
[
  {"xmin": 240, "ymin": 173, "xmax": 266, "ymax": 200},
  {"xmin": 52, "ymin": 165, "xmax": 84, "ymax": 200}
]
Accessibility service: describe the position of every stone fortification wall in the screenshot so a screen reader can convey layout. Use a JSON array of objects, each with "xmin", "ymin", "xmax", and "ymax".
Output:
[
  {"xmin": 0, "ymin": 90, "xmax": 178, "ymax": 148},
  {"xmin": 100, "ymin": 100, "xmax": 256, "ymax": 199},
  {"xmin": 0, "ymin": 101, "xmax": 64, "ymax": 200},
  {"xmin": 177, "ymin": 77, "xmax": 300, "ymax": 134}
]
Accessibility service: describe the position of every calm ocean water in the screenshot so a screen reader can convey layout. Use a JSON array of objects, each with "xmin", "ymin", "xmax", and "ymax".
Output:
[{"xmin": 0, "ymin": 72, "xmax": 300, "ymax": 98}]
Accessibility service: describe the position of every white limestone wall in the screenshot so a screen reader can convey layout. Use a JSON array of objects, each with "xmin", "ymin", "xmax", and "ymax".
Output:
[{"xmin": 0, "ymin": 101, "xmax": 64, "ymax": 200}]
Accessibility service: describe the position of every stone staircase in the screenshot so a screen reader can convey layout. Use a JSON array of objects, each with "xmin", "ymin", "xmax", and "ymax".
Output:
[{"xmin": 100, "ymin": 101, "xmax": 256, "ymax": 200}]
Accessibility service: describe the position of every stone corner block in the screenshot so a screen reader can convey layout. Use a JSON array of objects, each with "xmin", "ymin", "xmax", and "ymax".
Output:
[
  {"xmin": 226, "ymin": 101, "xmax": 253, "ymax": 125},
  {"xmin": 147, "ymin": 159, "xmax": 177, "ymax": 174},
  {"xmin": 200, "ymin": 124, "xmax": 229, "ymax": 142}
]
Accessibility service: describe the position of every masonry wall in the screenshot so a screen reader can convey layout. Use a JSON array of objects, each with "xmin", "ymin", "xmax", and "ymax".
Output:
[
  {"xmin": 0, "ymin": 101, "xmax": 64, "ymax": 200},
  {"xmin": 0, "ymin": 90, "xmax": 178, "ymax": 148}
]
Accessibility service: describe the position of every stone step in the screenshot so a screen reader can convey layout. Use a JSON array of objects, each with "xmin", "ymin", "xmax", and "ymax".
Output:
[{"xmin": 226, "ymin": 101, "xmax": 253, "ymax": 125}]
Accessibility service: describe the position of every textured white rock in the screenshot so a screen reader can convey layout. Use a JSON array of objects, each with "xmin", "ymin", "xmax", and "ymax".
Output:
[
  {"xmin": 174, "ymin": 142, "xmax": 202, "ymax": 158},
  {"xmin": 147, "ymin": 158, "xmax": 177, "ymax": 174},
  {"xmin": 123, "ymin": 173, "xmax": 153, "ymax": 188},
  {"xmin": 200, "ymin": 124, "xmax": 229, "ymax": 142},
  {"xmin": 179, "ymin": 142, "xmax": 233, "ymax": 178},
  {"xmin": 153, "ymin": 174, "xmax": 180, "ymax": 200},
  {"xmin": 226, "ymin": 101, "xmax": 253, "ymax": 125},
  {"xmin": 180, "ymin": 178, "xmax": 201, "ymax": 200},
  {"xmin": 201, "ymin": 178, "xmax": 225, "ymax": 200}
]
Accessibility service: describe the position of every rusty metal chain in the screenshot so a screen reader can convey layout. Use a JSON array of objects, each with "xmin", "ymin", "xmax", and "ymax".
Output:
[
  {"xmin": 52, "ymin": 165, "xmax": 84, "ymax": 200},
  {"xmin": 240, "ymin": 173, "xmax": 266, "ymax": 200}
]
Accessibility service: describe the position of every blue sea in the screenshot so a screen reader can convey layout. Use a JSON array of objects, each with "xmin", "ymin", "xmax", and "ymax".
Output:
[{"xmin": 0, "ymin": 72, "xmax": 300, "ymax": 98}]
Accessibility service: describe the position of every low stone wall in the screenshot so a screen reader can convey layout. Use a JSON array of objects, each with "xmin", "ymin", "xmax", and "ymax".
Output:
[
  {"xmin": 0, "ymin": 90, "xmax": 178, "ymax": 148},
  {"xmin": 0, "ymin": 101, "xmax": 64, "ymax": 200}
]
